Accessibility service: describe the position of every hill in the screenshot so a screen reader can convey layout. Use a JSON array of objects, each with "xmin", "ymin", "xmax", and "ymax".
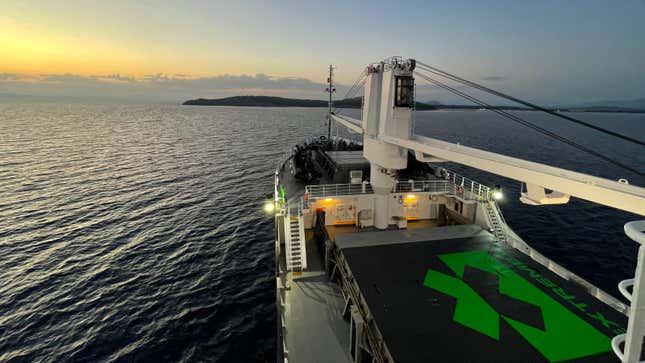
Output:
[{"xmin": 182, "ymin": 96, "xmax": 438, "ymax": 110}]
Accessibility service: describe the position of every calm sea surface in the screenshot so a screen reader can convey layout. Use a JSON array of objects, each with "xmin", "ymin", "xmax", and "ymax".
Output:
[{"xmin": 0, "ymin": 103, "xmax": 643, "ymax": 362}]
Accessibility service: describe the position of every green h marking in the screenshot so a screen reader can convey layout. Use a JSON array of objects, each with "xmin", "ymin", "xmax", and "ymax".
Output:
[{"xmin": 423, "ymin": 251, "xmax": 611, "ymax": 363}]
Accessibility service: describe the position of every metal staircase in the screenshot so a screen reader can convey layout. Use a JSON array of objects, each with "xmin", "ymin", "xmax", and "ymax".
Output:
[
  {"xmin": 484, "ymin": 201, "xmax": 508, "ymax": 244},
  {"xmin": 285, "ymin": 206, "xmax": 306, "ymax": 273}
]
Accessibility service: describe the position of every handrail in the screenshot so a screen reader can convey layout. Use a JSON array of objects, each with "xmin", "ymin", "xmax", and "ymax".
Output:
[
  {"xmin": 393, "ymin": 180, "xmax": 451, "ymax": 194},
  {"xmin": 619, "ymin": 279, "xmax": 635, "ymax": 302},
  {"xmin": 304, "ymin": 174, "xmax": 492, "ymax": 203},
  {"xmin": 305, "ymin": 183, "xmax": 374, "ymax": 199},
  {"xmin": 614, "ymin": 220, "xmax": 645, "ymax": 363},
  {"xmin": 492, "ymin": 200, "xmax": 507, "ymax": 225},
  {"xmin": 443, "ymin": 169, "xmax": 492, "ymax": 201}
]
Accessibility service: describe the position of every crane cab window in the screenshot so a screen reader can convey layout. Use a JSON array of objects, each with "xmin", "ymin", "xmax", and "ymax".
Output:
[{"xmin": 395, "ymin": 76, "xmax": 414, "ymax": 107}]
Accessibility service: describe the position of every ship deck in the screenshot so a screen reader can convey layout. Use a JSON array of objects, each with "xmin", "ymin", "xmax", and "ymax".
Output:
[
  {"xmin": 277, "ymin": 144, "xmax": 627, "ymax": 363},
  {"xmin": 334, "ymin": 224, "xmax": 626, "ymax": 363}
]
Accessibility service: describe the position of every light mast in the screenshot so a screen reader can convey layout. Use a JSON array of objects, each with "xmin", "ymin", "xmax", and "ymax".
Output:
[{"xmin": 325, "ymin": 64, "xmax": 335, "ymax": 140}]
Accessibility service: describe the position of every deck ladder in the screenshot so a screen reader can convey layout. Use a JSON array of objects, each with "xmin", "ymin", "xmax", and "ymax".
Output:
[
  {"xmin": 285, "ymin": 205, "xmax": 307, "ymax": 273},
  {"xmin": 484, "ymin": 201, "xmax": 508, "ymax": 244},
  {"xmin": 612, "ymin": 221, "xmax": 645, "ymax": 363}
]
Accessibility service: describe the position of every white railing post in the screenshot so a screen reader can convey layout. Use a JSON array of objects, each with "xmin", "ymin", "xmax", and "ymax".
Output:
[{"xmin": 613, "ymin": 221, "xmax": 645, "ymax": 363}]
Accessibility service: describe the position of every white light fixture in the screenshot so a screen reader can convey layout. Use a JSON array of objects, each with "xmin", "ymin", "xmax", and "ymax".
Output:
[
  {"xmin": 493, "ymin": 191, "xmax": 503, "ymax": 200},
  {"xmin": 263, "ymin": 202, "xmax": 275, "ymax": 213}
]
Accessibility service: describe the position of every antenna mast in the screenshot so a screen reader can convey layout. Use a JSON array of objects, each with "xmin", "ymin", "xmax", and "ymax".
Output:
[{"xmin": 325, "ymin": 64, "xmax": 335, "ymax": 139}]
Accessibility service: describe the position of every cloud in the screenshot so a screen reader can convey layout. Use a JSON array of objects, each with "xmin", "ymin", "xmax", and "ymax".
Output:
[
  {"xmin": 0, "ymin": 72, "xmax": 335, "ymax": 102},
  {"xmin": 94, "ymin": 73, "xmax": 136, "ymax": 82},
  {"xmin": 0, "ymin": 73, "xmax": 36, "ymax": 82},
  {"xmin": 482, "ymin": 76, "xmax": 506, "ymax": 81}
]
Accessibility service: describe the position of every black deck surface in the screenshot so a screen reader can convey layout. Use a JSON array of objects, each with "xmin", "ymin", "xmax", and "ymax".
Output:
[{"xmin": 336, "ymin": 226, "xmax": 626, "ymax": 363}]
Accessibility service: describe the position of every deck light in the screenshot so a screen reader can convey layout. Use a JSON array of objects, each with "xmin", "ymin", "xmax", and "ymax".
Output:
[
  {"xmin": 492, "ymin": 185, "xmax": 503, "ymax": 200},
  {"xmin": 263, "ymin": 201, "xmax": 275, "ymax": 213},
  {"xmin": 324, "ymin": 198, "xmax": 334, "ymax": 202},
  {"xmin": 405, "ymin": 194, "xmax": 417, "ymax": 200}
]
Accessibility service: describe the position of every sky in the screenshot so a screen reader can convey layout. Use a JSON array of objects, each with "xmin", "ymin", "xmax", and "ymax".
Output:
[{"xmin": 1, "ymin": 0, "xmax": 644, "ymax": 104}]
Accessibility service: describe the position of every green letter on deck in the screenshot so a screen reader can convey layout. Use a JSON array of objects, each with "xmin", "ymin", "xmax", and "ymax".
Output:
[{"xmin": 423, "ymin": 251, "xmax": 611, "ymax": 363}]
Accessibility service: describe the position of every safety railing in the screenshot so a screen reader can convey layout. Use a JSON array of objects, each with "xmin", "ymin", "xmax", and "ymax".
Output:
[
  {"xmin": 276, "ymin": 149, "xmax": 293, "ymax": 169},
  {"xmin": 305, "ymin": 183, "xmax": 374, "ymax": 199},
  {"xmin": 393, "ymin": 180, "xmax": 451, "ymax": 194},
  {"xmin": 305, "ymin": 174, "xmax": 491, "ymax": 202},
  {"xmin": 612, "ymin": 220, "xmax": 645, "ymax": 363},
  {"xmin": 443, "ymin": 169, "xmax": 492, "ymax": 201}
]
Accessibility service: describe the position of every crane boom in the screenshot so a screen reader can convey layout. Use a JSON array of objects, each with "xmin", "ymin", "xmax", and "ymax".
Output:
[
  {"xmin": 330, "ymin": 114, "xmax": 363, "ymax": 134},
  {"xmin": 331, "ymin": 113, "xmax": 645, "ymax": 215},
  {"xmin": 385, "ymin": 134, "xmax": 645, "ymax": 216}
]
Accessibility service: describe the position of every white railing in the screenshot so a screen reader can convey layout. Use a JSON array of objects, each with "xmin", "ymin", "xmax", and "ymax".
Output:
[
  {"xmin": 443, "ymin": 169, "xmax": 492, "ymax": 201},
  {"xmin": 612, "ymin": 221, "xmax": 645, "ymax": 363},
  {"xmin": 393, "ymin": 180, "xmax": 451, "ymax": 194},
  {"xmin": 305, "ymin": 183, "xmax": 374, "ymax": 199},
  {"xmin": 304, "ymin": 173, "xmax": 492, "ymax": 203}
]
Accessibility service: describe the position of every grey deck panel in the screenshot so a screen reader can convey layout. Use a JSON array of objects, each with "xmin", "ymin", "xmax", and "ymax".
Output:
[
  {"xmin": 335, "ymin": 224, "xmax": 486, "ymax": 249},
  {"xmin": 283, "ymin": 272, "xmax": 351, "ymax": 363},
  {"xmin": 283, "ymin": 230, "xmax": 351, "ymax": 363}
]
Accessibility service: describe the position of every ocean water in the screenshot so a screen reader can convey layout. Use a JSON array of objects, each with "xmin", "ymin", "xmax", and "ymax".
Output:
[{"xmin": 0, "ymin": 103, "xmax": 643, "ymax": 362}]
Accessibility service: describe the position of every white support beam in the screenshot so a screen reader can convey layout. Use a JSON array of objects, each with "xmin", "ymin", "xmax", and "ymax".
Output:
[
  {"xmin": 382, "ymin": 134, "xmax": 645, "ymax": 216},
  {"xmin": 331, "ymin": 114, "xmax": 363, "ymax": 134},
  {"xmin": 414, "ymin": 150, "xmax": 446, "ymax": 163}
]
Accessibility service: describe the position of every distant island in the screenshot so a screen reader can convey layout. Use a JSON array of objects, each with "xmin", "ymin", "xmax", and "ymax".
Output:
[
  {"xmin": 183, "ymin": 95, "xmax": 645, "ymax": 113},
  {"xmin": 183, "ymin": 96, "xmax": 439, "ymax": 110}
]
